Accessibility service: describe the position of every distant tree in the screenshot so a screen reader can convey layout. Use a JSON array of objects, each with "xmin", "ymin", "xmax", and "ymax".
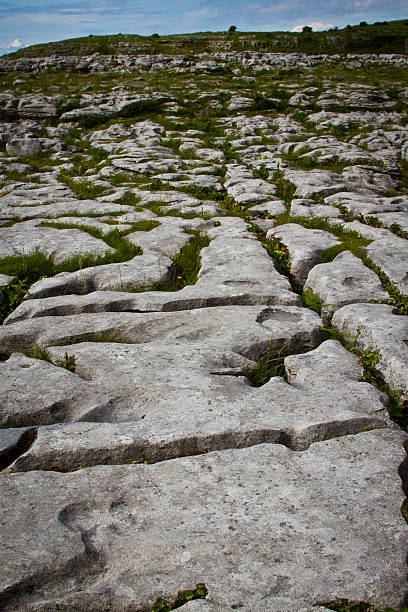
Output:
[
  {"xmin": 302, "ymin": 26, "xmax": 312, "ymax": 33},
  {"xmin": 151, "ymin": 33, "xmax": 160, "ymax": 38},
  {"xmin": 359, "ymin": 21, "xmax": 368, "ymax": 26},
  {"xmin": 228, "ymin": 25, "xmax": 237, "ymax": 33}
]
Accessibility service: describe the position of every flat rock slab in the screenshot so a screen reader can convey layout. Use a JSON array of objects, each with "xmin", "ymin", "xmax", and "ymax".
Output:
[
  {"xmin": 304, "ymin": 250, "xmax": 388, "ymax": 316},
  {"xmin": 332, "ymin": 303, "xmax": 408, "ymax": 399},
  {"xmin": 1, "ymin": 429, "xmax": 406, "ymax": 611},
  {"xmin": 0, "ymin": 220, "xmax": 114, "ymax": 263},
  {"xmin": 3, "ymin": 340, "xmax": 394, "ymax": 471}
]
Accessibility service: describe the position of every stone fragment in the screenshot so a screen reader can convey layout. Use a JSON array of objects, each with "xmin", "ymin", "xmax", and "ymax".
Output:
[
  {"xmin": 365, "ymin": 233, "xmax": 408, "ymax": 293},
  {"xmin": 0, "ymin": 220, "xmax": 114, "ymax": 263}
]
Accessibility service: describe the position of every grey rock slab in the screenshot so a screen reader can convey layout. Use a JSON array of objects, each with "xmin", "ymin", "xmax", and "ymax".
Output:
[
  {"xmin": 341, "ymin": 164, "xmax": 396, "ymax": 194},
  {"xmin": 224, "ymin": 167, "xmax": 276, "ymax": 204},
  {"xmin": 375, "ymin": 211, "xmax": 408, "ymax": 233},
  {"xmin": 283, "ymin": 169, "xmax": 346, "ymax": 198},
  {"xmin": 304, "ymin": 251, "xmax": 388, "ymax": 316},
  {"xmin": 0, "ymin": 305, "xmax": 320, "ymax": 357},
  {"xmin": 365, "ymin": 233, "xmax": 408, "ymax": 293},
  {"xmin": 325, "ymin": 192, "xmax": 408, "ymax": 216},
  {"xmin": 25, "ymin": 250, "xmax": 171, "ymax": 298},
  {"xmin": 332, "ymin": 303, "xmax": 408, "ymax": 399},
  {"xmin": 1, "ymin": 429, "xmax": 406, "ymax": 610},
  {"xmin": 0, "ymin": 426, "xmax": 36, "ymax": 470},
  {"xmin": 25, "ymin": 221, "xmax": 195, "ymax": 299},
  {"xmin": 0, "ymin": 353, "xmax": 109, "ymax": 427},
  {"xmin": 6, "ymin": 137, "xmax": 41, "ymax": 157},
  {"xmin": 0, "ymin": 220, "xmax": 114, "ymax": 263},
  {"xmin": 248, "ymin": 200, "xmax": 286, "ymax": 217},
  {"xmin": 290, "ymin": 199, "xmax": 342, "ymax": 219},
  {"xmin": 267, "ymin": 223, "xmax": 340, "ymax": 285},
  {"xmin": 4, "ymin": 339, "xmax": 395, "ymax": 471}
]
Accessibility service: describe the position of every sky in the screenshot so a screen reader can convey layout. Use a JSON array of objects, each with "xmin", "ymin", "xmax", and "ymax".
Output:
[{"xmin": 0, "ymin": 0, "xmax": 407, "ymax": 57}]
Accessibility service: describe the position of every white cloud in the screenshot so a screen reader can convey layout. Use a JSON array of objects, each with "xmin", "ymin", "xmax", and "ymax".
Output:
[
  {"xmin": 291, "ymin": 21, "xmax": 334, "ymax": 32},
  {"xmin": 0, "ymin": 38, "xmax": 24, "ymax": 50}
]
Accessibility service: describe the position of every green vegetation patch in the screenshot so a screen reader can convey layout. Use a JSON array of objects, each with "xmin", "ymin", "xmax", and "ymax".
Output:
[
  {"xmin": 0, "ymin": 227, "xmax": 143, "ymax": 322},
  {"xmin": 135, "ymin": 583, "xmax": 208, "ymax": 612},
  {"xmin": 246, "ymin": 341, "xmax": 288, "ymax": 387},
  {"xmin": 22, "ymin": 345, "xmax": 76, "ymax": 373},
  {"xmin": 134, "ymin": 230, "xmax": 210, "ymax": 292}
]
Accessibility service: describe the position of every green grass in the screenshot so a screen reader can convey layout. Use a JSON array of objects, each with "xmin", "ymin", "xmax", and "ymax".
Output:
[
  {"xmin": 0, "ymin": 229, "xmax": 143, "ymax": 321},
  {"xmin": 134, "ymin": 230, "xmax": 210, "ymax": 292},
  {"xmin": 246, "ymin": 341, "xmax": 288, "ymax": 386},
  {"xmin": 21, "ymin": 345, "xmax": 76, "ymax": 373},
  {"xmin": 58, "ymin": 171, "xmax": 108, "ymax": 199},
  {"xmin": 261, "ymin": 237, "xmax": 291, "ymax": 276},
  {"xmin": 301, "ymin": 287, "xmax": 322, "ymax": 313},
  {"xmin": 272, "ymin": 170, "xmax": 296, "ymax": 204},
  {"xmin": 135, "ymin": 583, "xmax": 207, "ymax": 612}
]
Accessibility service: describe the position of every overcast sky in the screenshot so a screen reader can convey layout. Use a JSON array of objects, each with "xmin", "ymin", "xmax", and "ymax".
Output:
[{"xmin": 0, "ymin": 0, "xmax": 407, "ymax": 57}]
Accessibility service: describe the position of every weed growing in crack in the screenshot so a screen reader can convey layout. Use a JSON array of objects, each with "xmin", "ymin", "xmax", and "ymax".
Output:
[
  {"xmin": 135, "ymin": 583, "xmax": 208, "ymax": 612},
  {"xmin": 142, "ymin": 230, "xmax": 210, "ymax": 292},
  {"xmin": 58, "ymin": 171, "xmax": 107, "ymax": 199},
  {"xmin": 22, "ymin": 346, "xmax": 76, "ymax": 373},
  {"xmin": 246, "ymin": 341, "xmax": 288, "ymax": 387},
  {"xmin": 261, "ymin": 237, "xmax": 291, "ymax": 275},
  {"xmin": 301, "ymin": 287, "xmax": 323, "ymax": 313},
  {"xmin": 272, "ymin": 170, "xmax": 296, "ymax": 204},
  {"xmin": 253, "ymin": 164, "xmax": 269, "ymax": 180},
  {"xmin": 346, "ymin": 341, "xmax": 407, "ymax": 427}
]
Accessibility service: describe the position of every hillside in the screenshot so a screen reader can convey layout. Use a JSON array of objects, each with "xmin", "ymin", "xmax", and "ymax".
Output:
[{"xmin": 5, "ymin": 19, "xmax": 408, "ymax": 58}]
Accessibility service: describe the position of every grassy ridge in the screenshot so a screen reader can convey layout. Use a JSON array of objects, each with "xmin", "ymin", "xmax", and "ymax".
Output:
[{"xmin": 3, "ymin": 20, "xmax": 408, "ymax": 59}]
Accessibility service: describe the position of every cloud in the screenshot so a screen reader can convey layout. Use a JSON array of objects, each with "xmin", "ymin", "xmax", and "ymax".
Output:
[
  {"xmin": 0, "ymin": 37, "xmax": 23, "ymax": 49},
  {"xmin": 291, "ymin": 21, "xmax": 334, "ymax": 32}
]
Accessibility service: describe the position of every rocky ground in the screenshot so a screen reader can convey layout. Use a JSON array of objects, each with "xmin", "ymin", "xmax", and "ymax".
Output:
[{"xmin": 0, "ymin": 50, "xmax": 408, "ymax": 611}]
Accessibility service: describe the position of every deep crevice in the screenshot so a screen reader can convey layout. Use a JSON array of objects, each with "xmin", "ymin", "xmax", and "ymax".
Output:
[
  {"xmin": 12, "ymin": 418, "xmax": 391, "ymax": 474},
  {"xmin": 0, "ymin": 427, "xmax": 38, "ymax": 471}
]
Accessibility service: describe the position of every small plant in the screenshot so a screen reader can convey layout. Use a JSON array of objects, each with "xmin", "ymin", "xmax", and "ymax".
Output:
[
  {"xmin": 54, "ymin": 352, "xmax": 76, "ymax": 372},
  {"xmin": 58, "ymin": 171, "xmax": 107, "ymax": 200},
  {"xmin": 301, "ymin": 287, "xmax": 322, "ymax": 313},
  {"xmin": 246, "ymin": 341, "xmax": 288, "ymax": 387},
  {"xmin": 135, "ymin": 583, "xmax": 208, "ymax": 612},
  {"xmin": 22, "ymin": 345, "xmax": 76, "ymax": 373},
  {"xmin": 253, "ymin": 164, "xmax": 269, "ymax": 180},
  {"xmin": 272, "ymin": 170, "xmax": 296, "ymax": 204},
  {"xmin": 262, "ymin": 237, "xmax": 291, "ymax": 275}
]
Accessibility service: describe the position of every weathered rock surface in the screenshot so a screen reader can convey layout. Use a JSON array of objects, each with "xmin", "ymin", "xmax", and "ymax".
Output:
[
  {"xmin": 0, "ymin": 45, "xmax": 407, "ymax": 612},
  {"xmin": 304, "ymin": 250, "xmax": 388, "ymax": 316},
  {"xmin": 0, "ymin": 430, "xmax": 406, "ymax": 611}
]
